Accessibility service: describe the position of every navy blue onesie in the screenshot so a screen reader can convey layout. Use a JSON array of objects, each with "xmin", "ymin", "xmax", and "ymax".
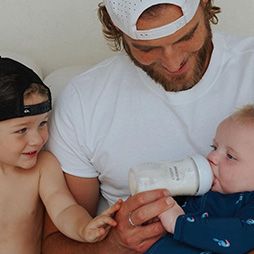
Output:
[{"xmin": 146, "ymin": 191, "xmax": 254, "ymax": 254}]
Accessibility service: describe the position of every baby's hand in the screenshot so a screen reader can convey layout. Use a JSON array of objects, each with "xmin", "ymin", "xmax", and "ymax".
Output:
[
  {"xmin": 82, "ymin": 199, "xmax": 122, "ymax": 242},
  {"xmin": 158, "ymin": 197, "xmax": 184, "ymax": 234}
]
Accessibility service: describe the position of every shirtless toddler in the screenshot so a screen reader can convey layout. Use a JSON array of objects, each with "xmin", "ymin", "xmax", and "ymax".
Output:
[{"xmin": 0, "ymin": 57, "xmax": 121, "ymax": 253}]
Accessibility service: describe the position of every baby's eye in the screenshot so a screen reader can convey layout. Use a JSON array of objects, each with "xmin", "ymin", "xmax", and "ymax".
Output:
[
  {"xmin": 210, "ymin": 144, "xmax": 217, "ymax": 151},
  {"xmin": 15, "ymin": 128, "xmax": 27, "ymax": 134},
  {"xmin": 226, "ymin": 153, "xmax": 237, "ymax": 160}
]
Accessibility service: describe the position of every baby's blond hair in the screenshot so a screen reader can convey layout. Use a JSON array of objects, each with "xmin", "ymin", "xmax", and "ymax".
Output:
[{"xmin": 230, "ymin": 104, "xmax": 254, "ymax": 125}]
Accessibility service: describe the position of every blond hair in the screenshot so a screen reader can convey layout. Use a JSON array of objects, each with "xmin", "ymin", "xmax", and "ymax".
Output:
[
  {"xmin": 23, "ymin": 83, "xmax": 49, "ymax": 100},
  {"xmin": 231, "ymin": 105, "xmax": 254, "ymax": 125}
]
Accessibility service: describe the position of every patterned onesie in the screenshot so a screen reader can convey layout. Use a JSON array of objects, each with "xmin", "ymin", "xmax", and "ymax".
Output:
[{"xmin": 146, "ymin": 191, "xmax": 254, "ymax": 254}]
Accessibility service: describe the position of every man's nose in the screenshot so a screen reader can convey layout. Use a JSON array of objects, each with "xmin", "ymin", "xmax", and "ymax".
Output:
[{"xmin": 159, "ymin": 45, "xmax": 186, "ymax": 73}]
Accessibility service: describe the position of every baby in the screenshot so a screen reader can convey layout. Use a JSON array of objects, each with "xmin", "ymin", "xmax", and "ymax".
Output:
[{"xmin": 146, "ymin": 105, "xmax": 254, "ymax": 254}]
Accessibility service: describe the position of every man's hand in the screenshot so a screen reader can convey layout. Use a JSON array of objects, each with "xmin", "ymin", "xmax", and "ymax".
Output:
[
  {"xmin": 42, "ymin": 189, "xmax": 174, "ymax": 254},
  {"xmin": 106, "ymin": 189, "xmax": 174, "ymax": 253}
]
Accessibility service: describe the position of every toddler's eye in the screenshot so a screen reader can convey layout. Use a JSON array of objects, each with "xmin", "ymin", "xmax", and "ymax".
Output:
[
  {"xmin": 15, "ymin": 128, "xmax": 27, "ymax": 134},
  {"xmin": 39, "ymin": 121, "xmax": 48, "ymax": 128}
]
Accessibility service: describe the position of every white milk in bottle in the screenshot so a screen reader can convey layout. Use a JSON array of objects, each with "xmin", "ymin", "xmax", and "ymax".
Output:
[{"xmin": 128, "ymin": 154, "xmax": 213, "ymax": 196}]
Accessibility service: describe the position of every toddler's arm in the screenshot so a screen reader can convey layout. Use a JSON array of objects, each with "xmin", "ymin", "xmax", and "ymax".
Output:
[{"xmin": 38, "ymin": 151, "xmax": 120, "ymax": 242}]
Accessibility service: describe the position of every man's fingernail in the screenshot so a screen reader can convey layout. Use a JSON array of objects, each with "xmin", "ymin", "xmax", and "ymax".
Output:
[{"xmin": 163, "ymin": 190, "xmax": 170, "ymax": 196}]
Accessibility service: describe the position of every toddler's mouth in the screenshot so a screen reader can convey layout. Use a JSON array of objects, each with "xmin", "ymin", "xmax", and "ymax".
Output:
[{"xmin": 22, "ymin": 151, "xmax": 37, "ymax": 157}]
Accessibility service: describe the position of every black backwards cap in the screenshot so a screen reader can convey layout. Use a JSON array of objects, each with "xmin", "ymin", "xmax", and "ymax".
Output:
[{"xmin": 0, "ymin": 57, "xmax": 52, "ymax": 121}]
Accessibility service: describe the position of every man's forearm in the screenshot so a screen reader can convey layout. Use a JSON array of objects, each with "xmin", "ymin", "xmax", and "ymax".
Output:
[
  {"xmin": 42, "ymin": 232, "xmax": 104, "ymax": 254},
  {"xmin": 42, "ymin": 231, "xmax": 138, "ymax": 254},
  {"xmin": 42, "ymin": 189, "xmax": 172, "ymax": 254}
]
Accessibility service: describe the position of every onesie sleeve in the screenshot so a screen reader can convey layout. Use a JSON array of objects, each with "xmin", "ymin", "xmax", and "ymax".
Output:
[{"xmin": 174, "ymin": 193, "xmax": 254, "ymax": 254}]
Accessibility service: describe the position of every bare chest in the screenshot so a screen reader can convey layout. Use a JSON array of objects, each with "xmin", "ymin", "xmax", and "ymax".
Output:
[{"xmin": 0, "ymin": 169, "xmax": 44, "ymax": 253}]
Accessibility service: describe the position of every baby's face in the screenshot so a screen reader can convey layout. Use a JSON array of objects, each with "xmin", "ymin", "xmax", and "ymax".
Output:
[
  {"xmin": 0, "ymin": 94, "xmax": 49, "ymax": 170},
  {"xmin": 207, "ymin": 117, "xmax": 254, "ymax": 194}
]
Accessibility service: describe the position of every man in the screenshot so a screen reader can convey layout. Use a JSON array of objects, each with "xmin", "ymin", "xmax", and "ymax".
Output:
[{"xmin": 42, "ymin": 0, "xmax": 254, "ymax": 253}]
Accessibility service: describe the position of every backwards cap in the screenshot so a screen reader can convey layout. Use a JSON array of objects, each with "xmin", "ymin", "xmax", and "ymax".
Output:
[
  {"xmin": 104, "ymin": 0, "xmax": 200, "ymax": 40},
  {"xmin": 0, "ymin": 57, "xmax": 52, "ymax": 121}
]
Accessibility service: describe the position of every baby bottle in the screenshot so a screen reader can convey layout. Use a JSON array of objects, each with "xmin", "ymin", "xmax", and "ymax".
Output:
[{"xmin": 128, "ymin": 154, "xmax": 213, "ymax": 196}]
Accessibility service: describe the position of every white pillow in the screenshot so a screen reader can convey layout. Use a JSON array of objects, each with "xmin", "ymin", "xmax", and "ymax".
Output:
[
  {"xmin": 0, "ymin": 50, "xmax": 43, "ymax": 79},
  {"xmin": 43, "ymin": 65, "xmax": 89, "ymax": 103}
]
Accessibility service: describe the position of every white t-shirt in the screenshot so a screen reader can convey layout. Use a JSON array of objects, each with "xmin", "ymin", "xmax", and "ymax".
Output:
[{"xmin": 48, "ymin": 32, "xmax": 254, "ymax": 205}]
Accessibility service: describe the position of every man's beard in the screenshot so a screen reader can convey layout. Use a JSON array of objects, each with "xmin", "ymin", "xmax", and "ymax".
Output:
[{"xmin": 123, "ymin": 21, "xmax": 213, "ymax": 92}]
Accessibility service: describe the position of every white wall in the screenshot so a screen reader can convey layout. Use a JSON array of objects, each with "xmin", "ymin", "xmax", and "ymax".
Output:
[
  {"xmin": 214, "ymin": 0, "xmax": 254, "ymax": 36},
  {"xmin": 0, "ymin": 0, "xmax": 253, "ymax": 76}
]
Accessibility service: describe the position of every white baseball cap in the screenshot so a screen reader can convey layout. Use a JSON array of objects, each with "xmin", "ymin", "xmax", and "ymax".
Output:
[{"xmin": 103, "ymin": 0, "xmax": 200, "ymax": 40}]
